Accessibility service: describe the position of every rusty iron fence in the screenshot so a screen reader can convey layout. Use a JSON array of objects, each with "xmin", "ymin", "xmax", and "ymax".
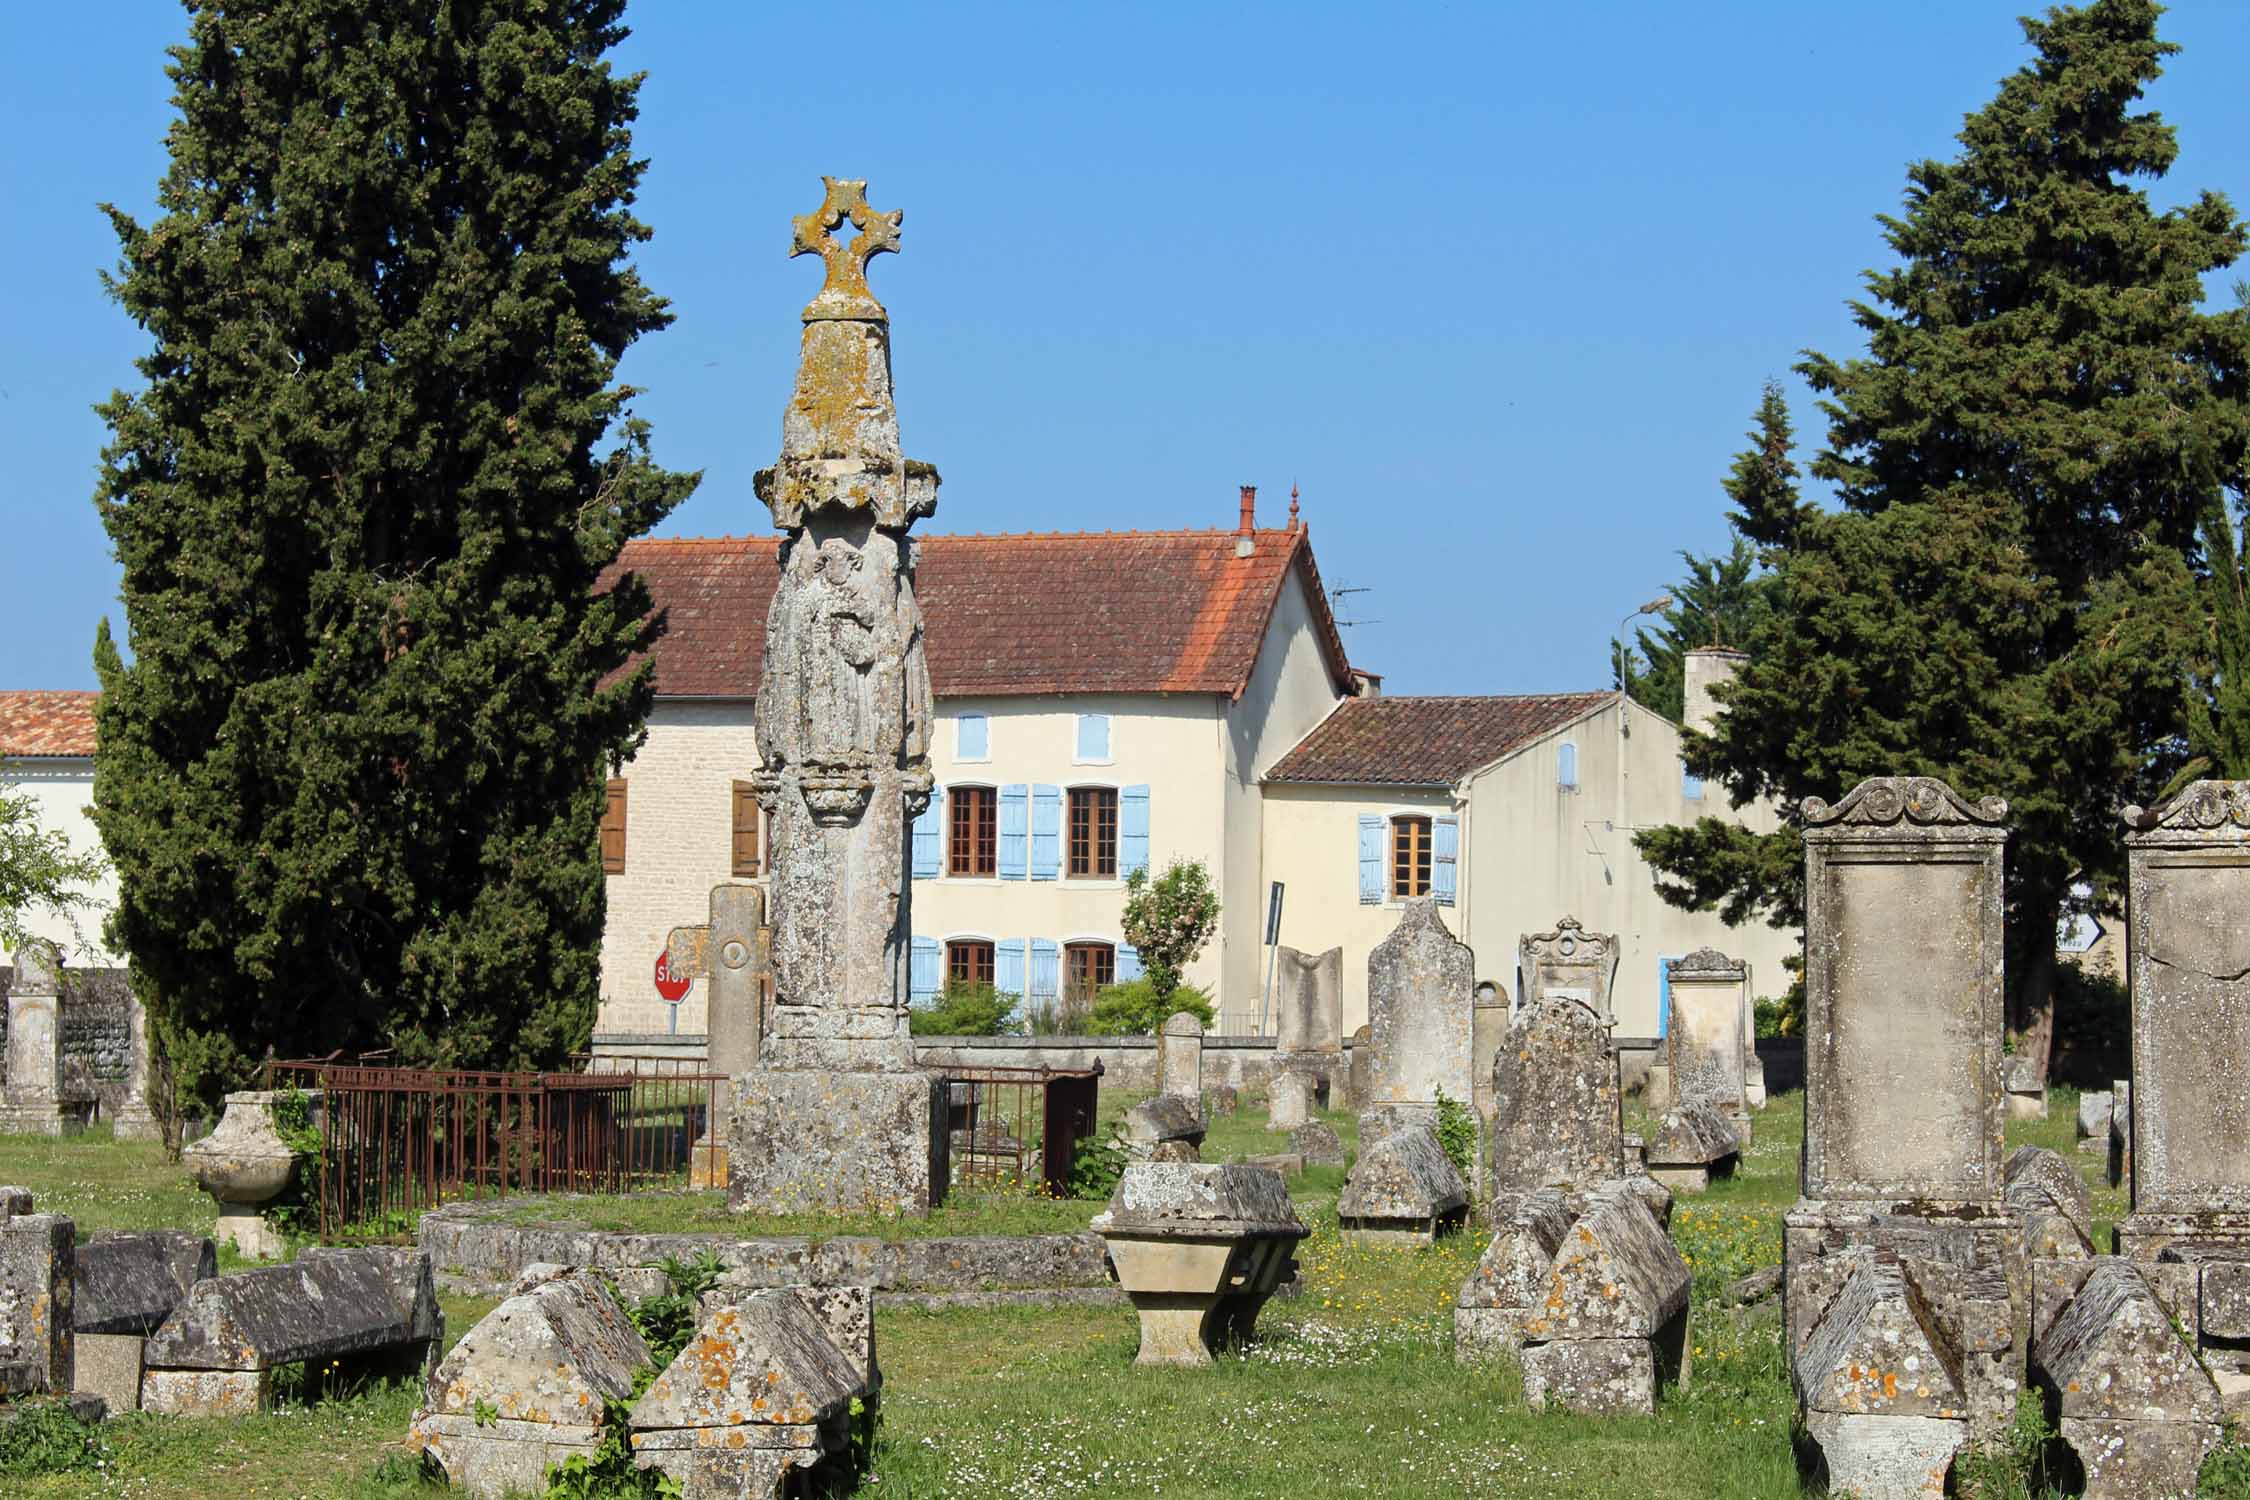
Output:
[
  {"xmin": 942, "ymin": 1063, "xmax": 1102, "ymax": 1197},
  {"xmin": 265, "ymin": 1056, "xmax": 724, "ymax": 1242}
]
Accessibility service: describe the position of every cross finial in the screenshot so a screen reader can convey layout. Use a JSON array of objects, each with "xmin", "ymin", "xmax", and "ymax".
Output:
[{"xmin": 791, "ymin": 176, "xmax": 903, "ymax": 321}]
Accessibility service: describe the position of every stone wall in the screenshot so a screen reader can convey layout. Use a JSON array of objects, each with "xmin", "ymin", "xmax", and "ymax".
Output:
[{"xmin": 0, "ymin": 964, "xmax": 137, "ymax": 1116}]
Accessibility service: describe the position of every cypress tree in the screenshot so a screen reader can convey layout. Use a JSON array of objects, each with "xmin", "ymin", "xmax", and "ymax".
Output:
[
  {"xmin": 1637, "ymin": 0, "xmax": 2250, "ymax": 1083},
  {"xmin": 91, "ymin": 0, "xmax": 696, "ymax": 1106}
]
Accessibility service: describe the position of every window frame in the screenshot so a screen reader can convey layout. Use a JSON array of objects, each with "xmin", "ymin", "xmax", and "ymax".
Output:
[
  {"xmin": 947, "ymin": 784, "xmax": 999, "ymax": 878},
  {"xmin": 1063, "ymin": 940, "xmax": 1117, "ymax": 1004},
  {"xmin": 1066, "ymin": 785, "xmax": 1121, "ymax": 879},
  {"xmin": 1073, "ymin": 712, "xmax": 1114, "ymax": 765},
  {"xmin": 955, "ymin": 711, "xmax": 991, "ymax": 763},
  {"xmin": 600, "ymin": 778, "xmax": 628, "ymax": 874},
  {"xmin": 731, "ymin": 780, "xmax": 764, "ymax": 878},
  {"xmin": 945, "ymin": 937, "xmax": 997, "ymax": 989},
  {"xmin": 1390, "ymin": 813, "xmax": 1433, "ymax": 900}
]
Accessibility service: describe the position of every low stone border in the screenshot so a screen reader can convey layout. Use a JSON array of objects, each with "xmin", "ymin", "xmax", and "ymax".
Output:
[{"xmin": 419, "ymin": 1197, "xmax": 1114, "ymax": 1300}]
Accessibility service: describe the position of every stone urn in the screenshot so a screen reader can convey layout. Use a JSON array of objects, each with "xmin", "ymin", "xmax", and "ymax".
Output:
[
  {"xmin": 183, "ymin": 1089, "xmax": 315, "ymax": 1259},
  {"xmin": 1091, "ymin": 1162, "xmax": 1308, "ymax": 1367}
]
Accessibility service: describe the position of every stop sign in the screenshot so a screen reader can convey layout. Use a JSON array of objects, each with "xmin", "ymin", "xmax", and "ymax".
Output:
[{"xmin": 653, "ymin": 948, "xmax": 692, "ymax": 1003}]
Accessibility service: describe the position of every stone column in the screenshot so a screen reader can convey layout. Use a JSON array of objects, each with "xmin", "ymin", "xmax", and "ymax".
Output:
[
  {"xmin": 112, "ymin": 984, "xmax": 161, "ymax": 1142},
  {"xmin": 2118, "ymin": 781, "xmax": 2250, "ymax": 1258},
  {"xmin": 1364, "ymin": 899, "xmax": 1475, "ymax": 1130},
  {"xmin": 667, "ymin": 883, "xmax": 770, "ymax": 1189},
  {"xmin": 0, "ymin": 940, "xmax": 67, "ymax": 1136},
  {"xmin": 728, "ymin": 178, "xmax": 948, "ymax": 1215},
  {"xmin": 1470, "ymin": 981, "xmax": 1510, "ymax": 1125},
  {"xmin": 0, "ymin": 1189, "xmax": 74, "ymax": 1395},
  {"xmin": 1157, "ymin": 1012, "xmax": 1203, "ymax": 1104}
]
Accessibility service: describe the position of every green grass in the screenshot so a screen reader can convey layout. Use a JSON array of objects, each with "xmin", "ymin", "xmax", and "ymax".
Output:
[{"xmin": 0, "ymin": 1085, "xmax": 2176, "ymax": 1498}]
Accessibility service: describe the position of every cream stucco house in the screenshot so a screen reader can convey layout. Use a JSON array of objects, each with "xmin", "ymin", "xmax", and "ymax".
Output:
[{"xmin": 0, "ymin": 692, "xmax": 116, "ymax": 968}]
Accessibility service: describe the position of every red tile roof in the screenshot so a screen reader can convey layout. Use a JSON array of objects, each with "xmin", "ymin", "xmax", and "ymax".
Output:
[
  {"xmin": 0, "ymin": 692, "xmax": 100, "ymax": 758},
  {"xmin": 601, "ymin": 528, "xmax": 1354, "ymax": 701},
  {"xmin": 1263, "ymin": 692, "xmax": 1614, "ymax": 787}
]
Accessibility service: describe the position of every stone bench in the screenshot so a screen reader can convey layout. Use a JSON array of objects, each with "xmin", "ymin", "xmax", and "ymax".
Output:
[
  {"xmin": 140, "ymin": 1246, "xmax": 441, "ymax": 1414},
  {"xmin": 71, "ymin": 1229, "xmax": 215, "ymax": 1415}
]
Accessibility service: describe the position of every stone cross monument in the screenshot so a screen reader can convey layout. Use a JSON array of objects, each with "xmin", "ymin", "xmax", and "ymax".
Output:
[{"xmin": 728, "ymin": 177, "xmax": 948, "ymax": 1215}]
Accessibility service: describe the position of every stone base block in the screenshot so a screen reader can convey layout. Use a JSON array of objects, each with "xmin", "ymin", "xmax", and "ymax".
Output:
[
  {"xmin": 688, "ymin": 1136, "xmax": 728, "ymax": 1191},
  {"xmin": 2116, "ymin": 1212, "xmax": 2250, "ymax": 1263},
  {"xmin": 213, "ymin": 1204, "xmax": 287, "ymax": 1260},
  {"xmin": 142, "ymin": 1367, "xmax": 268, "ymax": 1416},
  {"xmin": 111, "ymin": 1104, "xmax": 163, "ymax": 1144},
  {"xmin": 1521, "ymin": 1338, "xmax": 1655, "ymax": 1416},
  {"xmin": 1649, "ymin": 1166, "xmax": 1709, "ymax": 1194},
  {"xmin": 632, "ymin": 1428, "xmax": 815, "ymax": 1500},
  {"xmin": 2005, "ymin": 1090, "xmax": 2049, "ymax": 1122},
  {"xmin": 74, "ymin": 1333, "xmax": 143, "ymax": 1415},
  {"xmin": 728, "ymin": 1070, "xmax": 946, "ymax": 1216},
  {"xmin": 412, "ymin": 1412, "xmax": 605, "ymax": 1497},
  {"xmin": 1340, "ymin": 1217, "xmax": 1454, "ymax": 1249},
  {"xmin": 2060, "ymin": 1416, "xmax": 2218, "ymax": 1500},
  {"xmin": 0, "ymin": 1103, "xmax": 67, "ymax": 1137},
  {"xmin": 1805, "ymin": 1410, "xmax": 1964, "ymax": 1499},
  {"xmin": 1454, "ymin": 1307, "xmax": 1524, "ymax": 1361}
]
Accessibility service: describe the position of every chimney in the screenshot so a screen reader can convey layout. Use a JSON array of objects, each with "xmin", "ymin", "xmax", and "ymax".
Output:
[
  {"xmin": 1681, "ymin": 647, "xmax": 1749, "ymax": 736},
  {"xmin": 1235, "ymin": 485, "xmax": 1257, "ymax": 558}
]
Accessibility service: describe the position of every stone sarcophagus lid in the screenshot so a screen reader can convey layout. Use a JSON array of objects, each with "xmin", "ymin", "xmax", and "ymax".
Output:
[{"xmin": 1091, "ymin": 1162, "xmax": 1308, "ymax": 1368}]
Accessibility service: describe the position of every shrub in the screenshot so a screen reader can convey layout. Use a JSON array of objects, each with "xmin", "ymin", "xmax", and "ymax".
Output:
[
  {"xmin": 0, "ymin": 1399, "xmax": 110, "ymax": 1477},
  {"xmin": 1432, "ymin": 1089, "xmax": 1478, "ymax": 1186},
  {"xmin": 908, "ymin": 981, "xmax": 1019, "ymax": 1037},
  {"xmin": 1067, "ymin": 1129, "xmax": 1128, "ymax": 1201},
  {"xmin": 1753, "ymin": 974, "xmax": 1804, "ymax": 1039},
  {"xmin": 1119, "ymin": 859, "xmax": 1220, "ymax": 1003},
  {"xmin": 1084, "ymin": 979, "xmax": 1216, "ymax": 1037}
]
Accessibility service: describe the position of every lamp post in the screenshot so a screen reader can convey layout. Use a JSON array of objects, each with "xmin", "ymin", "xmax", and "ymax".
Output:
[{"xmin": 1611, "ymin": 595, "xmax": 1673, "ymax": 881}]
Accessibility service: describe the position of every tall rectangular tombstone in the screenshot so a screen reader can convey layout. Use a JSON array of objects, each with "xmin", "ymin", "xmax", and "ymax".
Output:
[
  {"xmin": 0, "ymin": 940, "xmax": 67, "ymax": 1137},
  {"xmin": 1518, "ymin": 917, "xmax": 1619, "ymax": 1024},
  {"xmin": 1664, "ymin": 948, "xmax": 1750, "ymax": 1132},
  {"xmin": 2119, "ymin": 782, "xmax": 2250, "ymax": 1257},
  {"xmin": 1364, "ymin": 899, "xmax": 1475, "ymax": 1127}
]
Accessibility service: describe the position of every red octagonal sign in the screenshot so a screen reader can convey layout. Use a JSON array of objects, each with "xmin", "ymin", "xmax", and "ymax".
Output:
[{"xmin": 653, "ymin": 948, "xmax": 692, "ymax": 1003}]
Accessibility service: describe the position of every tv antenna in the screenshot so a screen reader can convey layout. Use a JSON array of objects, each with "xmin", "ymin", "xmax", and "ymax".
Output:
[{"xmin": 1329, "ymin": 582, "xmax": 1382, "ymax": 630}]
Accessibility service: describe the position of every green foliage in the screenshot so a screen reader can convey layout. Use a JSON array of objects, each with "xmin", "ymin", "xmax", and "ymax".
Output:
[
  {"xmin": 1615, "ymin": 537, "xmax": 1777, "ymax": 722},
  {"xmin": 2177, "ymin": 488, "xmax": 2250, "ymax": 790},
  {"xmin": 1066, "ymin": 1128, "xmax": 1128, "ymax": 1201},
  {"xmin": 1432, "ymin": 1089, "xmax": 1477, "ymax": 1186},
  {"xmin": 2201, "ymin": 1437, "xmax": 2250, "ymax": 1498},
  {"xmin": 1118, "ymin": 859, "xmax": 1220, "ymax": 1003},
  {"xmin": 908, "ymin": 981, "xmax": 1019, "ymax": 1037},
  {"xmin": 90, "ymin": 0, "xmax": 699, "ymax": 1114},
  {"xmin": 2050, "ymin": 961, "xmax": 2131, "ymax": 1088},
  {"xmin": 1085, "ymin": 979, "xmax": 1216, "ymax": 1037},
  {"xmin": 625, "ymin": 1251, "xmax": 726, "ymax": 1368},
  {"xmin": 1752, "ymin": 989, "xmax": 1799, "ymax": 1041},
  {"xmin": 1950, "ymin": 1388, "xmax": 2064, "ymax": 1499},
  {"xmin": 0, "ymin": 788, "xmax": 107, "ymax": 957},
  {"xmin": 545, "ymin": 1395, "xmax": 681, "ymax": 1499},
  {"xmin": 1637, "ymin": 2, "xmax": 2250, "ymax": 1080},
  {"xmin": 0, "ymin": 1400, "xmax": 111, "ymax": 1477},
  {"xmin": 263, "ymin": 1086, "xmax": 325, "ymax": 1240}
]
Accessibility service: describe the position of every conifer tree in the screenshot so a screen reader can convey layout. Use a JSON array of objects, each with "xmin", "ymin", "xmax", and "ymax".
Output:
[
  {"xmin": 91, "ymin": 0, "xmax": 696, "ymax": 1106},
  {"xmin": 1636, "ymin": 0, "xmax": 2250, "ymax": 1084}
]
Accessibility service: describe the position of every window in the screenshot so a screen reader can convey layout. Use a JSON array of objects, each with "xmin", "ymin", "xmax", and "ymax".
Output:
[
  {"xmin": 1065, "ymin": 941, "xmax": 1116, "ymax": 1004},
  {"xmin": 949, "ymin": 786, "xmax": 998, "ymax": 876},
  {"xmin": 600, "ymin": 779, "xmax": 628, "ymax": 874},
  {"xmin": 1558, "ymin": 741, "xmax": 1579, "ymax": 790},
  {"xmin": 1682, "ymin": 761, "xmax": 1704, "ymax": 801},
  {"xmin": 1075, "ymin": 713, "xmax": 1112, "ymax": 762},
  {"xmin": 957, "ymin": 712, "xmax": 990, "ymax": 761},
  {"xmin": 1390, "ymin": 815, "xmax": 1432, "ymax": 899},
  {"xmin": 731, "ymin": 780, "xmax": 763, "ymax": 877},
  {"xmin": 1067, "ymin": 787, "xmax": 1119, "ymax": 878},
  {"xmin": 946, "ymin": 939, "xmax": 996, "ymax": 989}
]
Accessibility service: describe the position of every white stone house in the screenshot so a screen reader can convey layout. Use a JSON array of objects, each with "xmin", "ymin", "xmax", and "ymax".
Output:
[
  {"xmin": 593, "ymin": 493, "xmax": 1358, "ymax": 1047},
  {"xmin": 0, "ymin": 692, "xmax": 117, "ymax": 968}
]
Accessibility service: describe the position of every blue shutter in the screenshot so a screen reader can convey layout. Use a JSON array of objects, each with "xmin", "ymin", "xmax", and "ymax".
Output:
[
  {"xmin": 1357, "ymin": 815, "xmax": 1383, "ymax": 905},
  {"xmin": 996, "ymin": 939, "xmax": 1027, "ymax": 997},
  {"xmin": 1031, "ymin": 785, "xmax": 1062, "ymax": 880},
  {"xmin": 1682, "ymin": 761, "xmax": 1704, "ymax": 800},
  {"xmin": 999, "ymin": 785, "xmax": 1029, "ymax": 879},
  {"xmin": 1077, "ymin": 713, "xmax": 1111, "ymax": 760},
  {"xmin": 958, "ymin": 713, "xmax": 989, "ymax": 760},
  {"xmin": 910, "ymin": 937, "xmax": 941, "ymax": 1004},
  {"xmin": 1658, "ymin": 957, "xmax": 1674, "ymax": 1039},
  {"xmin": 1433, "ymin": 815, "xmax": 1459, "ymax": 905},
  {"xmin": 1558, "ymin": 742, "xmax": 1578, "ymax": 789},
  {"xmin": 1120, "ymin": 785, "xmax": 1151, "ymax": 877},
  {"xmin": 911, "ymin": 783, "xmax": 945, "ymax": 879},
  {"xmin": 1029, "ymin": 939, "xmax": 1061, "ymax": 1000},
  {"xmin": 1116, "ymin": 943, "xmax": 1143, "ymax": 982}
]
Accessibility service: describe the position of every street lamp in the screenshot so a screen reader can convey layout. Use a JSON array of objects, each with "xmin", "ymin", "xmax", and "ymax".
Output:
[{"xmin": 1609, "ymin": 594, "xmax": 1673, "ymax": 884}]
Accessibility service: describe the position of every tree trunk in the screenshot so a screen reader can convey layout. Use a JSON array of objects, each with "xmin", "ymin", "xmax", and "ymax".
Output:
[{"xmin": 2011, "ymin": 897, "xmax": 2061, "ymax": 1091}]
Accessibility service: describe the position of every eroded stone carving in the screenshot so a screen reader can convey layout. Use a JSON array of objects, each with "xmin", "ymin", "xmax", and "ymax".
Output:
[{"xmin": 1092, "ymin": 1163, "xmax": 1307, "ymax": 1367}]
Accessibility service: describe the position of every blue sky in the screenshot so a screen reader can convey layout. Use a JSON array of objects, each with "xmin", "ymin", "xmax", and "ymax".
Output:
[{"xmin": 5, "ymin": 2, "xmax": 2247, "ymax": 696}]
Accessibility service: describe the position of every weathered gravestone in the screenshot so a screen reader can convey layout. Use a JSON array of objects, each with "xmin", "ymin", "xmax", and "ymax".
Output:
[
  {"xmin": 0, "ymin": 940, "xmax": 66, "ymax": 1136},
  {"xmin": 411, "ymin": 1265, "xmax": 653, "ymax": 1496},
  {"xmin": 1664, "ymin": 947, "xmax": 1752, "ymax": 1133},
  {"xmin": 1518, "ymin": 916, "xmax": 1619, "ymax": 1024},
  {"xmin": 1338, "ymin": 1125, "xmax": 1467, "ymax": 1246},
  {"xmin": 1487, "ymin": 993, "xmax": 1621, "ymax": 1198},
  {"xmin": 143, "ymin": 1246, "xmax": 440, "ymax": 1415},
  {"xmin": 667, "ymin": 883, "xmax": 771, "ymax": 1188},
  {"xmin": 1364, "ymin": 899, "xmax": 1474, "ymax": 1129},
  {"xmin": 729, "ymin": 177, "xmax": 948, "ymax": 1216},
  {"xmin": 0, "ymin": 1187, "xmax": 73, "ymax": 1396},
  {"xmin": 1470, "ymin": 981, "xmax": 1510, "ymax": 1124},
  {"xmin": 1092, "ymin": 1162, "xmax": 1307, "ymax": 1367},
  {"xmin": 72, "ymin": 1229, "xmax": 214, "ymax": 1415},
  {"xmin": 1783, "ymin": 776, "xmax": 2025, "ymax": 1495},
  {"xmin": 2118, "ymin": 781, "xmax": 2250, "ymax": 1260},
  {"xmin": 1344, "ymin": 1024, "xmax": 1373, "ymax": 1111},
  {"xmin": 1158, "ymin": 1011, "xmax": 1203, "ymax": 1104},
  {"xmin": 1271, "ymin": 944, "xmax": 1342, "ymax": 1115}
]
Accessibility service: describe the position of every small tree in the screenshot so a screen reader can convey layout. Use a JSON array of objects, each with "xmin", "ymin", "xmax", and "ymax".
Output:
[
  {"xmin": 1118, "ymin": 858, "xmax": 1220, "ymax": 1005},
  {"xmin": 0, "ymin": 785, "xmax": 107, "ymax": 956}
]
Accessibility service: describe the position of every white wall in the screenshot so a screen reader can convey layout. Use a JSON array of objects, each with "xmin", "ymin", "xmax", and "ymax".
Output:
[{"xmin": 0, "ymin": 757, "xmax": 118, "ymax": 968}]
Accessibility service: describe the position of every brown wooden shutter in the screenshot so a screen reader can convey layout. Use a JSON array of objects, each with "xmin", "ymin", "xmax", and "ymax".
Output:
[
  {"xmin": 732, "ymin": 780, "xmax": 762, "ymax": 877},
  {"xmin": 600, "ymin": 778, "xmax": 629, "ymax": 874}
]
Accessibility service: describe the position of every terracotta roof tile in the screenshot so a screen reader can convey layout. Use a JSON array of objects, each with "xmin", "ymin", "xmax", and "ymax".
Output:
[
  {"xmin": 0, "ymin": 692, "xmax": 99, "ymax": 758},
  {"xmin": 1263, "ymin": 693, "xmax": 1614, "ymax": 787},
  {"xmin": 600, "ymin": 528, "xmax": 1354, "ymax": 701}
]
